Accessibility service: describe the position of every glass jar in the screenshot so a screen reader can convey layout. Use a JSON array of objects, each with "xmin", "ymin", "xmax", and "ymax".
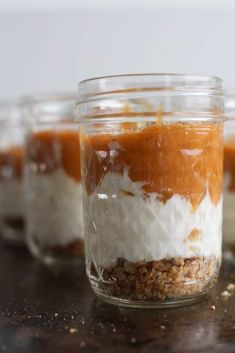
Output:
[
  {"xmin": 78, "ymin": 74, "xmax": 224, "ymax": 308},
  {"xmin": 23, "ymin": 93, "xmax": 84, "ymax": 265},
  {"xmin": 0, "ymin": 101, "xmax": 25, "ymax": 245},
  {"xmin": 223, "ymin": 91, "xmax": 235, "ymax": 258}
]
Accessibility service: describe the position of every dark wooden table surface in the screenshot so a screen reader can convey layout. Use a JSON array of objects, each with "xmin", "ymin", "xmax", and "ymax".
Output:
[{"xmin": 1, "ymin": 243, "xmax": 235, "ymax": 353}]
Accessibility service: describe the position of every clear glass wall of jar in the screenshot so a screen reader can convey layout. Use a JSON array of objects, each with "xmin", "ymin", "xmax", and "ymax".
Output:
[
  {"xmin": 0, "ymin": 101, "xmax": 25, "ymax": 245},
  {"xmin": 22, "ymin": 93, "xmax": 84, "ymax": 265},
  {"xmin": 78, "ymin": 74, "xmax": 224, "ymax": 308},
  {"xmin": 223, "ymin": 91, "xmax": 235, "ymax": 259}
]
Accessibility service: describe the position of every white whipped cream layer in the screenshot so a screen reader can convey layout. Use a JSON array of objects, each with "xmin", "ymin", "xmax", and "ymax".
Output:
[
  {"xmin": 85, "ymin": 172, "xmax": 222, "ymax": 268},
  {"xmin": 0, "ymin": 179, "xmax": 25, "ymax": 217},
  {"xmin": 223, "ymin": 173, "xmax": 235, "ymax": 245},
  {"xmin": 26, "ymin": 169, "xmax": 84, "ymax": 246}
]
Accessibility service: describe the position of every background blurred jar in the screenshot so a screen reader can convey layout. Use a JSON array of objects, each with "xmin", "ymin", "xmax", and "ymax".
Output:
[
  {"xmin": 22, "ymin": 93, "xmax": 84, "ymax": 265},
  {"xmin": 0, "ymin": 101, "xmax": 25, "ymax": 245},
  {"xmin": 223, "ymin": 90, "xmax": 235, "ymax": 258}
]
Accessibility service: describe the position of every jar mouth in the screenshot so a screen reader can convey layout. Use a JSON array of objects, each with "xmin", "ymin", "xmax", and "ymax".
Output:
[
  {"xmin": 78, "ymin": 73, "xmax": 223, "ymax": 103},
  {"xmin": 20, "ymin": 92, "xmax": 77, "ymax": 125},
  {"xmin": 0, "ymin": 100, "xmax": 22, "ymax": 126},
  {"xmin": 224, "ymin": 88, "xmax": 235, "ymax": 120},
  {"xmin": 78, "ymin": 74, "xmax": 224, "ymax": 124},
  {"xmin": 20, "ymin": 92, "xmax": 77, "ymax": 105}
]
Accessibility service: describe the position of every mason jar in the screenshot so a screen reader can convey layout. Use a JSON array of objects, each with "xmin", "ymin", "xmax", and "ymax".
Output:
[
  {"xmin": 0, "ymin": 101, "xmax": 25, "ymax": 244},
  {"xmin": 223, "ymin": 90, "xmax": 235, "ymax": 257},
  {"xmin": 78, "ymin": 74, "xmax": 224, "ymax": 308},
  {"xmin": 23, "ymin": 93, "xmax": 84, "ymax": 265}
]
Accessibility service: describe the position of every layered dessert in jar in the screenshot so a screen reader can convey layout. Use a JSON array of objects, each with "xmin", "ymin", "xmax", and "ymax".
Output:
[
  {"xmin": 0, "ymin": 101, "xmax": 25, "ymax": 244},
  {"xmin": 0, "ymin": 145, "xmax": 25, "ymax": 243},
  {"xmin": 23, "ymin": 94, "xmax": 84, "ymax": 264},
  {"xmin": 78, "ymin": 74, "xmax": 224, "ymax": 307},
  {"xmin": 222, "ymin": 92, "xmax": 235, "ymax": 256},
  {"xmin": 223, "ymin": 136, "xmax": 235, "ymax": 253}
]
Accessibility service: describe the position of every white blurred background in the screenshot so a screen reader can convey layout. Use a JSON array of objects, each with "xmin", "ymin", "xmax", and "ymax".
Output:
[{"xmin": 1, "ymin": 0, "xmax": 235, "ymax": 99}]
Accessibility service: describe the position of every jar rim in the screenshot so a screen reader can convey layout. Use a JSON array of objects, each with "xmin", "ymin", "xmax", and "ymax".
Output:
[
  {"xmin": 20, "ymin": 91, "xmax": 77, "ymax": 105},
  {"xmin": 0, "ymin": 99, "xmax": 22, "ymax": 126},
  {"xmin": 78, "ymin": 73, "xmax": 223, "ymax": 102},
  {"xmin": 224, "ymin": 88, "xmax": 235, "ymax": 120},
  {"xmin": 20, "ymin": 91, "xmax": 77, "ymax": 125}
]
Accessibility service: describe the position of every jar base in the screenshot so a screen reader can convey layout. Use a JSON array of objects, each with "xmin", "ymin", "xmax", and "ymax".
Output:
[
  {"xmin": 223, "ymin": 247, "xmax": 235, "ymax": 264},
  {"xmin": 29, "ymin": 249, "xmax": 84, "ymax": 267},
  {"xmin": 39, "ymin": 254, "xmax": 84, "ymax": 267},
  {"xmin": 1, "ymin": 216, "xmax": 25, "ymax": 245},
  {"xmin": 27, "ymin": 236, "xmax": 84, "ymax": 267},
  {"xmin": 87, "ymin": 256, "xmax": 219, "ymax": 308},
  {"xmin": 1, "ymin": 226, "xmax": 25, "ymax": 246},
  {"xmin": 91, "ymin": 285, "xmax": 207, "ymax": 309}
]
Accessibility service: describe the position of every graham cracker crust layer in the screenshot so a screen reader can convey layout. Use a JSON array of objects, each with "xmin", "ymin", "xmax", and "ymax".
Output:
[
  {"xmin": 4, "ymin": 216, "xmax": 25, "ymax": 232},
  {"xmin": 41, "ymin": 238, "xmax": 84, "ymax": 257},
  {"xmin": 90, "ymin": 256, "xmax": 220, "ymax": 300}
]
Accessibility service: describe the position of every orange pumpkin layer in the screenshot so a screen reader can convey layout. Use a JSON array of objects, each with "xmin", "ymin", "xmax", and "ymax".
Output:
[
  {"xmin": 0, "ymin": 146, "xmax": 23, "ymax": 179},
  {"xmin": 82, "ymin": 122, "xmax": 223, "ymax": 210},
  {"xmin": 224, "ymin": 140, "xmax": 235, "ymax": 192},
  {"xmin": 26, "ymin": 130, "xmax": 81, "ymax": 182}
]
